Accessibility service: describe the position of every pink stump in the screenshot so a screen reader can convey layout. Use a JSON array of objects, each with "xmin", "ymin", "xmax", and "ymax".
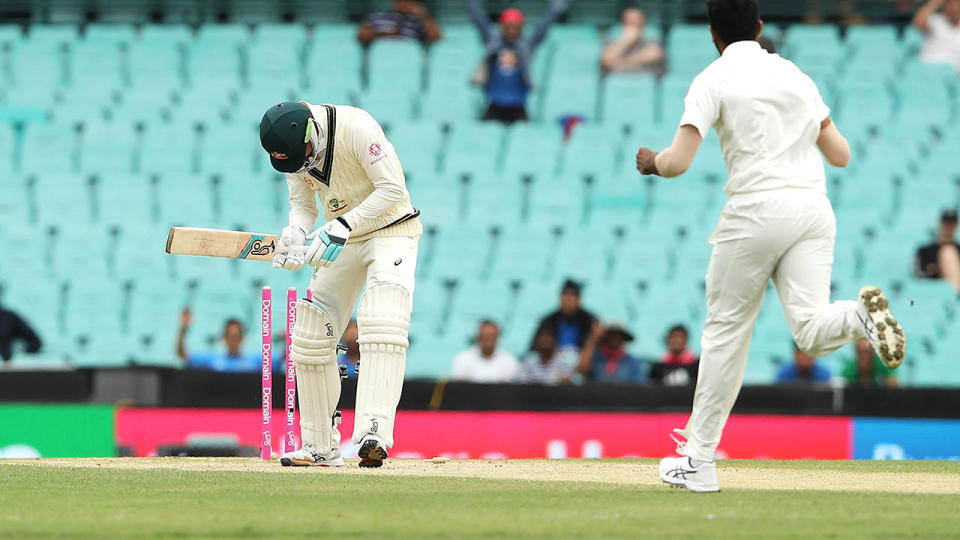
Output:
[
  {"xmin": 284, "ymin": 287, "xmax": 298, "ymax": 453},
  {"xmin": 260, "ymin": 286, "xmax": 273, "ymax": 460}
]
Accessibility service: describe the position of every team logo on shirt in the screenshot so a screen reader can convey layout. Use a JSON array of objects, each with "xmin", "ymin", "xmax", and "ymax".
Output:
[
  {"xmin": 270, "ymin": 151, "xmax": 288, "ymax": 160},
  {"xmin": 328, "ymin": 198, "xmax": 348, "ymax": 213}
]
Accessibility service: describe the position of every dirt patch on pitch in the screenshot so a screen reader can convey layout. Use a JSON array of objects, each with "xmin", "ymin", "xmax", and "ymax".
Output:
[{"xmin": 6, "ymin": 458, "xmax": 959, "ymax": 494}]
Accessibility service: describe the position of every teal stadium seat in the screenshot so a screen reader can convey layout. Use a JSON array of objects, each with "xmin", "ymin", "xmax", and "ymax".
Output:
[
  {"xmin": 665, "ymin": 24, "xmax": 716, "ymax": 76},
  {"xmin": 365, "ymin": 39, "xmax": 425, "ymax": 96},
  {"xmin": 442, "ymin": 120, "xmax": 505, "ymax": 177},
  {"xmin": 130, "ymin": 25, "xmax": 190, "ymax": 87},
  {"xmin": 306, "ymin": 31, "xmax": 362, "ymax": 98},
  {"xmin": 388, "ymin": 121, "xmax": 442, "ymax": 175},
  {"xmin": 187, "ymin": 24, "xmax": 248, "ymax": 89},
  {"xmin": 601, "ymin": 74, "xmax": 656, "ymax": 126},
  {"xmin": 560, "ymin": 123, "xmax": 621, "ymax": 179}
]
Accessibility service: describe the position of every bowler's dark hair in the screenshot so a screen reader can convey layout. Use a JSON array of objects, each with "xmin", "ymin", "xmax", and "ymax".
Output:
[{"xmin": 706, "ymin": 0, "xmax": 759, "ymax": 45}]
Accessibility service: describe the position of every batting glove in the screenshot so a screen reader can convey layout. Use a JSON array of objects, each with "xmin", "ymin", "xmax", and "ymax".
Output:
[
  {"xmin": 272, "ymin": 225, "xmax": 307, "ymax": 271},
  {"xmin": 305, "ymin": 217, "xmax": 352, "ymax": 268}
]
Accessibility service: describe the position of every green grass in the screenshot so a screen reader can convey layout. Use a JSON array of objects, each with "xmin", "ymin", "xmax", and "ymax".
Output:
[{"xmin": 1, "ymin": 461, "xmax": 959, "ymax": 538}]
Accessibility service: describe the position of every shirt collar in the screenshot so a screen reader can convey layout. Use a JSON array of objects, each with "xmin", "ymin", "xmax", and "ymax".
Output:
[{"xmin": 721, "ymin": 40, "xmax": 762, "ymax": 56}]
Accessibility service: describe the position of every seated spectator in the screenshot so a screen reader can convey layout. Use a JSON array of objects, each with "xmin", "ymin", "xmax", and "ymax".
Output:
[
  {"xmin": 914, "ymin": 0, "xmax": 960, "ymax": 71},
  {"xmin": 531, "ymin": 280, "xmax": 598, "ymax": 350},
  {"xmin": 915, "ymin": 209, "xmax": 960, "ymax": 292},
  {"xmin": 468, "ymin": 0, "xmax": 570, "ymax": 123},
  {"xmin": 337, "ymin": 320, "xmax": 360, "ymax": 378},
  {"xmin": 600, "ymin": 8, "xmax": 665, "ymax": 76},
  {"xmin": 776, "ymin": 344, "xmax": 831, "ymax": 384},
  {"xmin": 0, "ymin": 285, "xmax": 42, "ymax": 364},
  {"xmin": 357, "ymin": 0, "xmax": 442, "ymax": 45},
  {"xmin": 580, "ymin": 323, "xmax": 646, "ymax": 383},
  {"xmin": 517, "ymin": 327, "xmax": 578, "ymax": 384},
  {"xmin": 452, "ymin": 320, "xmax": 518, "ymax": 382},
  {"xmin": 660, "ymin": 324, "xmax": 698, "ymax": 365},
  {"xmin": 176, "ymin": 308, "xmax": 265, "ymax": 372},
  {"xmin": 843, "ymin": 338, "xmax": 898, "ymax": 388},
  {"xmin": 648, "ymin": 324, "xmax": 699, "ymax": 386}
]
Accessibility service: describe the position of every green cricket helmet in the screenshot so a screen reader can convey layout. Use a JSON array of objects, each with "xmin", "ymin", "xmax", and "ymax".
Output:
[{"xmin": 259, "ymin": 102, "xmax": 315, "ymax": 173}]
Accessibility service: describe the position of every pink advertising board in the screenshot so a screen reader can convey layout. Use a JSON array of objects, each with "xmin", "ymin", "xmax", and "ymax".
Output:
[{"xmin": 116, "ymin": 409, "xmax": 851, "ymax": 459}]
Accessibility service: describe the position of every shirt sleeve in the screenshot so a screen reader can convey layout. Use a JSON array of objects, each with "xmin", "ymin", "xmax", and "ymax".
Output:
[
  {"xmin": 340, "ymin": 113, "xmax": 408, "ymax": 236},
  {"xmin": 806, "ymin": 75, "xmax": 831, "ymax": 124},
  {"xmin": 286, "ymin": 173, "xmax": 319, "ymax": 232},
  {"xmin": 678, "ymin": 72, "xmax": 720, "ymax": 139}
]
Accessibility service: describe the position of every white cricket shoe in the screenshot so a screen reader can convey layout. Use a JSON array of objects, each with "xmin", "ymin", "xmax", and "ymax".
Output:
[
  {"xmin": 279, "ymin": 444, "xmax": 344, "ymax": 467},
  {"xmin": 658, "ymin": 456, "xmax": 719, "ymax": 493},
  {"xmin": 856, "ymin": 286, "xmax": 906, "ymax": 369},
  {"xmin": 357, "ymin": 434, "xmax": 388, "ymax": 468}
]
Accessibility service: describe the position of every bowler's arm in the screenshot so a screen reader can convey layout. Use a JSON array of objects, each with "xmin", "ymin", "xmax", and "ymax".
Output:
[
  {"xmin": 636, "ymin": 125, "xmax": 702, "ymax": 177},
  {"xmin": 817, "ymin": 117, "xmax": 850, "ymax": 168}
]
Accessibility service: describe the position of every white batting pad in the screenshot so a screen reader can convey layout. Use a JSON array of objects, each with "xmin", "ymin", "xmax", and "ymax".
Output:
[
  {"xmin": 353, "ymin": 282, "xmax": 412, "ymax": 447},
  {"xmin": 291, "ymin": 299, "xmax": 342, "ymax": 453}
]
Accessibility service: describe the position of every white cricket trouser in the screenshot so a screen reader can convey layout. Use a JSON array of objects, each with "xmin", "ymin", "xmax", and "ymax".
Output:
[
  {"xmin": 308, "ymin": 235, "xmax": 419, "ymax": 337},
  {"xmin": 306, "ymin": 234, "xmax": 419, "ymax": 447},
  {"xmin": 678, "ymin": 188, "xmax": 863, "ymax": 462}
]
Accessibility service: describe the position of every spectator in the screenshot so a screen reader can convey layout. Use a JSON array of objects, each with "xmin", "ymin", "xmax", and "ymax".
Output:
[
  {"xmin": 600, "ymin": 8, "xmax": 665, "ymax": 76},
  {"xmin": 357, "ymin": 0, "xmax": 442, "ymax": 45},
  {"xmin": 660, "ymin": 324, "xmax": 698, "ymax": 365},
  {"xmin": 0, "ymin": 285, "xmax": 42, "ymax": 364},
  {"xmin": 915, "ymin": 209, "xmax": 960, "ymax": 292},
  {"xmin": 452, "ymin": 320, "xmax": 518, "ymax": 382},
  {"xmin": 176, "ymin": 308, "xmax": 265, "ymax": 372},
  {"xmin": 648, "ymin": 324, "xmax": 700, "ymax": 386},
  {"xmin": 338, "ymin": 320, "xmax": 360, "ymax": 378},
  {"xmin": 580, "ymin": 323, "xmax": 646, "ymax": 383},
  {"xmin": 843, "ymin": 338, "xmax": 898, "ymax": 388},
  {"xmin": 517, "ymin": 327, "xmax": 578, "ymax": 384},
  {"xmin": 467, "ymin": 0, "xmax": 570, "ymax": 123},
  {"xmin": 914, "ymin": 0, "xmax": 960, "ymax": 71},
  {"xmin": 776, "ymin": 344, "xmax": 831, "ymax": 384},
  {"xmin": 530, "ymin": 279, "xmax": 600, "ymax": 368}
]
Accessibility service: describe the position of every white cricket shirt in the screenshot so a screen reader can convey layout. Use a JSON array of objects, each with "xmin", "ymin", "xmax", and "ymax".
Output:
[
  {"xmin": 921, "ymin": 13, "xmax": 960, "ymax": 71},
  {"xmin": 679, "ymin": 40, "xmax": 831, "ymax": 196},
  {"xmin": 451, "ymin": 346, "xmax": 518, "ymax": 383}
]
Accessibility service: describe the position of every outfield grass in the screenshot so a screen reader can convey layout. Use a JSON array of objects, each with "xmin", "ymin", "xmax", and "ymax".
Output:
[{"xmin": 1, "ymin": 459, "xmax": 959, "ymax": 538}]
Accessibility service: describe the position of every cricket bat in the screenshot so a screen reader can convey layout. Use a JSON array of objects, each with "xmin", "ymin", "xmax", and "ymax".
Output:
[{"xmin": 165, "ymin": 227, "xmax": 285, "ymax": 261}]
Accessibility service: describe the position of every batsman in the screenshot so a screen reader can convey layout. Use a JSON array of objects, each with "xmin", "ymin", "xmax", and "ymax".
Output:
[{"xmin": 259, "ymin": 101, "xmax": 421, "ymax": 468}]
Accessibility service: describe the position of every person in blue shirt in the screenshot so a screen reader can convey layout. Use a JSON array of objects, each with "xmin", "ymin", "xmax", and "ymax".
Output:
[
  {"xmin": 582, "ymin": 323, "xmax": 646, "ymax": 384},
  {"xmin": 467, "ymin": 0, "xmax": 570, "ymax": 123},
  {"xmin": 776, "ymin": 343, "xmax": 831, "ymax": 384},
  {"xmin": 176, "ymin": 308, "xmax": 268, "ymax": 373}
]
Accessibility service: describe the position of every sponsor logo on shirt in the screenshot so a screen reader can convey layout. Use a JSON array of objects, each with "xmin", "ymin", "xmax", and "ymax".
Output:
[
  {"xmin": 368, "ymin": 142, "xmax": 386, "ymax": 165},
  {"xmin": 328, "ymin": 197, "xmax": 348, "ymax": 213}
]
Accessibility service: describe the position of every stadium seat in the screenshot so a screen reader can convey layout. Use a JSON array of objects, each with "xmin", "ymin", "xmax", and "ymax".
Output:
[
  {"xmin": 365, "ymin": 40, "xmax": 425, "ymax": 95},
  {"xmin": 601, "ymin": 74, "xmax": 656, "ymax": 126}
]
